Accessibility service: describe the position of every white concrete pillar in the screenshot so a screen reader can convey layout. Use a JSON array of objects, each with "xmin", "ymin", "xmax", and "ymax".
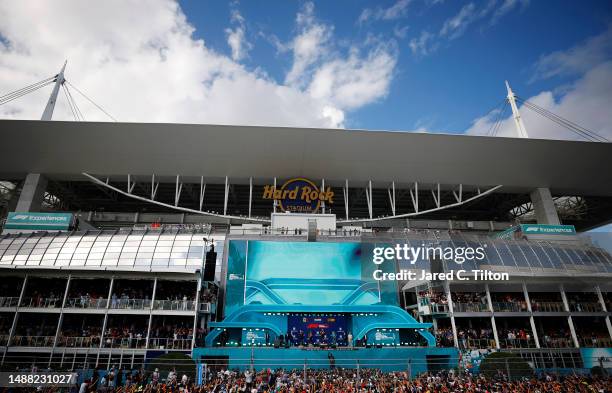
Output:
[
  {"xmin": 560, "ymin": 285, "xmax": 580, "ymax": 348},
  {"xmin": 14, "ymin": 173, "xmax": 48, "ymax": 212},
  {"xmin": 485, "ymin": 284, "xmax": 500, "ymax": 349},
  {"xmin": 595, "ymin": 286, "xmax": 612, "ymax": 340},
  {"xmin": 529, "ymin": 188, "xmax": 560, "ymax": 225},
  {"xmin": 445, "ymin": 283, "xmax": 459, "ymax": 347}
]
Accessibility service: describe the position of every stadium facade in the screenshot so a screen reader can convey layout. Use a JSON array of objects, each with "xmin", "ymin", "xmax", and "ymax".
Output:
[{"xmin": 1, "ymin": 119, "xmax": 612, "ymax": 375}]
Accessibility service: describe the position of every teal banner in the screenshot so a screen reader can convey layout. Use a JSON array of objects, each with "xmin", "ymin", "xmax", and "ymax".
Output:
[
  {"xmin": 519, "ymin": 224, "xmax": 576, "ymax": 235},
  {"xmin": 5, "ymin": 212, "xmax": 73, "ymax": 231},
  {"xmin": 492, "ymin": 226, "xmax": 519, "ymax": 239}
]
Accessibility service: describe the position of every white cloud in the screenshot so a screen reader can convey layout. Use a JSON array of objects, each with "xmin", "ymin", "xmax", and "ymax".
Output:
[
  {"xmin": 409, "ymin": 0, "xmax": 528, "ymax": 58},
  {"xmin": 466, "ymin": 62, "xmax": 612, "ymax": 141},
  {"xmin": 284, "ymin": 2, "xmax": 333, "ymax": 87},
  {"xmin": 0, "ymin": 0, "xmax": 397, "ymax": 129},
  {"xmin": 409, "ymin": 31, "xmax": 437, "ymax": 56},
  {"xmin": 466, "ymin": 27, "xmax": 612, "ymax": 142},
  {"xmin": 308, "ymin": 44, "xmax": 397, "ymax": 110},
  {"xmin": 358, "ymin": 0, "xmax": 411, "ymax": 25},
  {"xmin": 490, "ymin": 0, "xmax": 529, "ymax": 25},
  {"xmin": 393, "ymin": 25, "xmax": 409, "ymax": 39},
  {"xmin": 531, "ymin": 25, "xmax": 612, "ymax": 82},
  {"xmin": 439, "ymin": 3, "xmax": 476, "ymax": 40},
  {"xmin": 284, "ymin": 3, "xmax": 398, "ymax": 110},
  {"xmin": 225, "ymin": 9, "xmax": 252, "ymax": 61}
]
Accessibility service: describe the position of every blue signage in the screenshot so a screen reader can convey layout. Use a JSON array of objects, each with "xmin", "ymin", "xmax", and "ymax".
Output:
[
  {"xmin": 241, "ymin": 329, "xmax": 268, "ymax": 346},
  {"xmin": 519, "ymin": 224, "xmax": 576, "ymax": 235},
  {"xmin": 581, "ymin": 348, "xmax": 612, "ymax": 369},
  {"xmin": 373, "ymin": 329, "xmax": 399, "ymax": 346},
  {"xmin": 5, "ymin": 212, "xmax": 73, "ymax": 231}
]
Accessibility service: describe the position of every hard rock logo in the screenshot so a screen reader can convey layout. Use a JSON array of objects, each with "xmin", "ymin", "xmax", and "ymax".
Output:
[{"xmin": 262, "ymin": 178, "xmax": 334, "ymax": 213}]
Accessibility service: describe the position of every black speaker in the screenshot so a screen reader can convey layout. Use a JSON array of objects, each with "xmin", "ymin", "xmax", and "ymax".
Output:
[{"xmin": 204, "ymin": 246, "xmax": 217, "ymax": 281}]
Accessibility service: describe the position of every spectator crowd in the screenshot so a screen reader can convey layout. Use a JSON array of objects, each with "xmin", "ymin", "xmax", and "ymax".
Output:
[{"xmin": 67, "ymin": 367, "xmax": 612, "ymax": 393}]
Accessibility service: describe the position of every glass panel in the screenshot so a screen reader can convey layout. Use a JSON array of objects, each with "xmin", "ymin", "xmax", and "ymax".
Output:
[
  {"xmin": 507, "ymin": 242, "xmax": 529, "ymax": 267},
  {"xmin": 540, "ymin": 243, "xmax": 563, "ymax": 269},
  {"xmin": 493, "ymin": 242, "xmax": 516, "ymax": 267},
  {"xmin": 555, "ymin": 247, "xmax": 575, "ymax": 269},
  {"xmin": 170, "ymin": 259, "xmax": 187, "ymax": 266},
  {"xmin": 531, "ymin": 243, "xmax": 554, "ymax": 269},
  {"xmin": 519, "ymin": 244, "xmax": 542, "ymax": 268},
  {"xmin": 152, "ymin": 259, "xmax": 169, "ymax": 266}
]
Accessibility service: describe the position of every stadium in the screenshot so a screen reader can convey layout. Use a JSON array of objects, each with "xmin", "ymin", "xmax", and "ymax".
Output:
[
  {"xmin": 1, "ymin": 105, "xmax": 612, "ymax": 387},
  {"xmin": 0, "ymin": 62, "xmax": 611, "ymax": 390}
]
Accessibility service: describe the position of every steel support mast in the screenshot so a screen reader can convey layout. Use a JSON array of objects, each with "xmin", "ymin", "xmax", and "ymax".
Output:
[
  {"xmin": 41, "ymin": 61, "xmax": 67, "ymax": 121},
  {"xmin": 505, "ymin": 80, "xmax": 529, "ymax": 138}
]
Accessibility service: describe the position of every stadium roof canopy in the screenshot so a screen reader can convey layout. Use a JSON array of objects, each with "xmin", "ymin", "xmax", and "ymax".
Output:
[
  {"xmin": 0, "ymin": 120, "xmax": 611, "ymax": 228},
  {"xmin": 0, "ymin": 119, "xmax": 611, "ymax": 194}
]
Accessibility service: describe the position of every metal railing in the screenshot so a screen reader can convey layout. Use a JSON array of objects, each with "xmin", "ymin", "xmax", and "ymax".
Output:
[
  {"xmin": 0, "ymin": 296, "xmax": 19, "ymax": 308},
  {"xmin": 579, "ymin": 337, "xmax": 612, "ymax": 348},
  {"xmin": 65, "ymin": 297, "xmax": 108, "ymax": 309},
  {"xmin": 102, "ymin": 337, "xmax": 147, "ymax": 349},
  {"xmin": 453, "ymin": 302, "xmax": 489, "ymax": 312},
  {"xmin": 56, "ymin": 335, "xmax": 101, "ymax": 348},
  {"xmin": 11, "ymin": 335, "xmax": 55, "ymax": 347},
  {"xmin": 458, "ymin": 338, "xmax": 495, "ymax": 349},
  {"xmin": 430, "ymin": 303, "xmax": 449, "ymax": 314},
  {"xmin": 230, "ymin": 227, "xmax": 307, "ymax": 236},
  {"xmin": 148, "ymin": 338, "xmax": 192, "ymax": 350},
  {"xmin": 539, "ymin": 337, "xmax": 574, "ymax": 348},
  {"xmin": 499, "ymin": 338, "xmax": 535, "ymax": 349},
  {"xmin": 109, "ymin": 298, "xmax": 151, "ymax": 310},
  {"xmin": 153, "ymin": 299, "xmax": 196, "ymax": 311},
  {"xmin": 492, "ymin": 301, "xmax": 528, "ymax": 312},
  {"xmin": 20, "ymin": 297, "xmax": 61, "ymax": 308},
  {"xmin": 568, "ymin": 302, "xmax": 603, "ymax": 312},
  {"xmin": 531, "ymin": 301, "xmax": 565, "ymax": 312}
]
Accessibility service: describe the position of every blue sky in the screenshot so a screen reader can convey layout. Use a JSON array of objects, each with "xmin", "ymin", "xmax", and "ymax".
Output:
[
  {"xmin": 178, "ymin": 0, "xmax": 612, "ymax": 133},
  {"xmin": 0, "ymin": 1, "xmax": 611, "ymax": 140}
]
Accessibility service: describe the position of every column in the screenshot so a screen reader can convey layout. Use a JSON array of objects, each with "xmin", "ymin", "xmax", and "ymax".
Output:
[
  {"xmin": 485, "ymin": 284, "xmax": 500, "ymax": 349},
  {"xmin": 560, "ymin": 285, "xmax": 579, "ymax": 348},
  {"xmin": 14, "ymin": 173, "xmax": 48, "ymax": 212},
  {"xmin": 445, "ymin": 283, "xmax": 459, "ymax": 348},
  {"xmin": 529, "ymin": 188, "xmax": 560, "ymax": 225},
  {"xmin": 146, "ymin": 277, "xmax": 158, "ymax": 349},
  {"xmin": 8, "ymin": 275, "xmax": 28, "ymax": 347},
  {"xmin": 52, "ymin": 275, "xmax": 72, "ymax": 348},
  {"xmin": 99, "ymin": 277, "xmax": 114, "ymax": 350},
  {"xmin": 523, "ymin": 282, "xmax": 540, "ymax": 348},
  {"xmin": 595, "ymin": 286, "xmax": 612, "ymax": 340},
  {"xmin": 192, "ymin": 273, "xmax": 203, "ymax": 350}
]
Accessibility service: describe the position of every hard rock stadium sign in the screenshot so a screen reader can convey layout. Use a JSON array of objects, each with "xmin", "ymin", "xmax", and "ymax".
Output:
[{"xmin": 262, "ymin": 178, "xmax": 334, "ymax": 213}]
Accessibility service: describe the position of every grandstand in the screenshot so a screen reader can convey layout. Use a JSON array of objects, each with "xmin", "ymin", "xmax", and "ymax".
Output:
[{"xmin": 0, "ymin": 115, "xmax": 612, "ymax": 381}]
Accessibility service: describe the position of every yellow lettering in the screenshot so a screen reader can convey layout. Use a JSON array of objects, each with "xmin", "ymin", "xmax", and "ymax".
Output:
[
  {"xmin": 301, "ymin": 186, "xmax": 312, "ymax": 202},
  {"xmin": 326, "ymin": 188, "xmax": 334, "ymax": 204},
  {"xmin": 262, "ymin": 185, "xmax": 275, "ymax": 199}
]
